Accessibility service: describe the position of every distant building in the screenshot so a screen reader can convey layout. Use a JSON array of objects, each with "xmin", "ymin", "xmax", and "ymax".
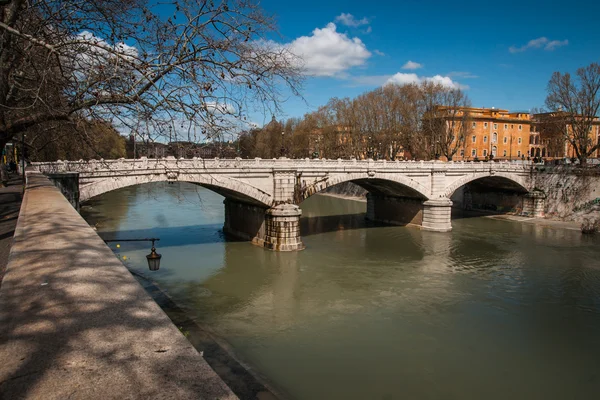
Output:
[
  {"xmin": 531, "ymin": 112, "xmax": 600, "ymax": 160},
  {"xmin": 126, "ymin": 136, "xmax": 168, "ymax": 158},
  {"xmin": 432, "ymin": 106, "xmax": 531, "ymax": 161}
]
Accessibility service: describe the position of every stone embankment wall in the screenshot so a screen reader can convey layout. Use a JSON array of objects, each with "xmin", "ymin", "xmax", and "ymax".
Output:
[{"xmin": 534, "ymin": 166, "xmax": 600, "ymax": 222}]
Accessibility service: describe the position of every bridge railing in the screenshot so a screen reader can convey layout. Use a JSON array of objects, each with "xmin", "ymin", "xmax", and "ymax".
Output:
[{"xmin": 32, "ymin": 157, "xmax": 533, "ymax": 174}]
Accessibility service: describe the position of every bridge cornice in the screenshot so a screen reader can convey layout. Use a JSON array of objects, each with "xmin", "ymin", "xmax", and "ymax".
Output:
[{"xmin": 32, "ymin": 157, "xmax": 533, "ymax": 174}]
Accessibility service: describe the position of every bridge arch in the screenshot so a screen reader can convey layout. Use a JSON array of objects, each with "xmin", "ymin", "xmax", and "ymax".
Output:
[
  {"xmin": 443, "ymin": 171, "xmax": 529, "ymax": 199},
  {"xmin": 80, "ymin": 173, "xmax": 273, "ymax": 207},
  {"xmin": 298, "ymin": 172, "xmax": 430, "ymax": 203}
]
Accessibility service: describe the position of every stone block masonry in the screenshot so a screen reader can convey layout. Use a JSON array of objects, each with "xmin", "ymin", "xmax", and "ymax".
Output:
[{"xmin": 263, "ymin": 204, "xmax": 304, "ymax": 251}]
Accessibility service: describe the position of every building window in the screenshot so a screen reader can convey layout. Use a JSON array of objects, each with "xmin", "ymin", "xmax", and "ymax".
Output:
[
  {"xmin": 518, "ymin": 124, "xmax": 522, "ymax": 131},
  {"xmin": 511, "ymin": 124, "xmax": 514, "ymax": 129},
  {"xmin": 518, "ymin": 137, "xmax": 522, "ymax": 144},
  {"xmin": 460, "ymin": 149, "xmax": 465, "ymax": 157},
  {"xmin": 471, "ymin": 149, "xmax": 476, "ymax": 157},
  {"xmin": 503, "ymin": 150, "xmax": 507, "ymax": 156},
  {"xmin": 484, "ymin": 122, "xmax": 488, "ymax": 128},
  {"xmin": 483, "ymin": 149, "xmax": 488, "ymax": 157},
  {"xmin": 503, "ymin": 136, "xmax": 508, "ymax": 144},
  {"xmin": 517, "ymin": 150, "xmax": 521, "ymax": 157},
  {"xmin": 494, "ymin": 123, "xmax": 498, "ymax": 130},
  {"xmin": 504, "ymin": 124, "xmax": 508, "ymax": 130},
  {"xmin": 483, "ymin": 136, "xmax": 488, "ymax": 143},
  {"xmin": 492, "ymin": 146, "xmax": 497, "ymax": 156},
  {"xmin": 472, "ymin": 122, "xmax": 476, "ymax": 128},
  {"xmin": 492, "ymin": 132, "xmax": 497, "ymax": 143},
  {"xmin": 472, "ymin": 135, "xmax": 476, "ymax": 143}
]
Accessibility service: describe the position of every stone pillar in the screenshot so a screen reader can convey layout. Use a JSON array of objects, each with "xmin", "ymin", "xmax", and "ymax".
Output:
[
  {"xmin": 263, "ymin": 204, "xmax": 305, "ymax": 251},
  {"xmin": 421, "ymin": 199, "xmax": 453, "ymax": 232},
  {"xmin": 522, "ymin": 191, "xmax": 546, "ymax": 218},
  {"xmin": 273, "ymin": 170, "xmax": 297, "ymax": 204},
  {"xmin": 430, "ymin": 164, "xmax": 448, "ymax": 198},
  {"xmin": 48, "ymin": 172, "xmax": 80, "ymax": 212}
]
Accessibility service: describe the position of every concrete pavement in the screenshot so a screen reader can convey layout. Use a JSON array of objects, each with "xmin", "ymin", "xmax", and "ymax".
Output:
[{"xmin": 0, "ymin": 171, "xmax": 237, "ymax": 399}]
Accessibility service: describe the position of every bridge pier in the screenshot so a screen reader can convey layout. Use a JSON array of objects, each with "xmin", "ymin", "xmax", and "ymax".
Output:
[
  {"xmin": 421, "ymin": 199, "xmax": 453, "ymax": 232},
  {"xmin": 522, "ymin": 191, "xmax": 546, "ymax": 218},
  {"xmin": 263, "ymin": 204, "xmax": 305, "ymax": 251},
  {"xmin": 223, "ymin": 199, "xmax": 304, "ymax": 251}
]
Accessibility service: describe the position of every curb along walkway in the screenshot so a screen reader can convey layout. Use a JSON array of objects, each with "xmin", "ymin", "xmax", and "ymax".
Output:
[
  {"xmin": 0, "ymin": 176, "xmax": 23, "ymax": 286},
  {"xmin": 0, "ymin": 172, "xmax": 237, "ymax": 399}
]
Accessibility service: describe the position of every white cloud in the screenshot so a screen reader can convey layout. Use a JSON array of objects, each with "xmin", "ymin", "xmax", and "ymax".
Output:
[
  {"xmin": 386, "ymin": 72, "xmax": 420, "ymax": 85},
  {"xmin": 334, "ymin": 13, "xmax": 369, "ymax": 27},
  {"xmin": 401, "ymin": 60, "xmax": 423, "ymax": 70},
  {"xmin": 287, "ymin": 22, "xmax": 371, "ymax": 77},
  {"xmin": 447, "ymin": 71, "xmax": 478, "ymax": 79},
  {"xmin": 385, "ymin": 73, "xmax": 468, "ymax": 90},
  {"xmin": 509, "ymin": 37, "xmax": 569, "ymax": 53},
  {"xmin": 374, "ymin": 50, "xmax": 385, "ymax": 56},
  {"xmin": 545, "ymin": 39, "xmax": 569, "ymax": 51}
]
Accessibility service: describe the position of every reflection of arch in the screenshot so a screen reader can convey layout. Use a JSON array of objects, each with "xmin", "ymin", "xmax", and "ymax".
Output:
[
  {"xmin": 299, "ymin": 173, "xmax": 430, "ymax": 202},
  {"xmin": 443, "ymin": 172, "xmax": 529, "ymax": 198},
  {"xmin": 81, "ymin": 174, "xmax": 273, "ymax": 206}
]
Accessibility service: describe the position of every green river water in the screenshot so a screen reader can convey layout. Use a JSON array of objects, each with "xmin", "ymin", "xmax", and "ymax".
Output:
[{"xmin": 81, "ymin": 182, "xmax": 600, "ymax": 400}]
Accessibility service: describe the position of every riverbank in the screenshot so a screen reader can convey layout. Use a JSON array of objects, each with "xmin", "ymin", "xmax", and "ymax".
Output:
[
  {"xmin": 0, "ymin": 172, "xmax": 237, "ymax": 399},
  {"xmin": 129, "ymin": 269, "xmax": 287, "ymax": 400},
  {"xmin": 484, "ymin": 214, "xmax": 581, "ymax": 231}
]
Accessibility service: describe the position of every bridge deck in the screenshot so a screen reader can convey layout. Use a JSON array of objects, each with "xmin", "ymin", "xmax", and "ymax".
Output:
[{"xmin": 0, "ymin": 172, "xmax": 237, "ymax": 399}]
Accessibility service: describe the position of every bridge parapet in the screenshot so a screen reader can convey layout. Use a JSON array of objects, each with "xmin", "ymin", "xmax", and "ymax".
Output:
[{"xmin": 33, "ymin": 157, "xmax": 533, "ymax": 174}]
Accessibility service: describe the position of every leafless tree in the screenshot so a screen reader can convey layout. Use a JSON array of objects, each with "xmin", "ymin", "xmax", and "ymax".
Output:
[
  {"xmin": 545, "ymin": 63, "xmax": 600, "ymax": 164},
  {"xmin": 420, "ymin": 82, "xmax": 471, "ymax": 160},
  {"xmin": 0, "ymin": 0, "xmax": 303, "ymax": 152}
]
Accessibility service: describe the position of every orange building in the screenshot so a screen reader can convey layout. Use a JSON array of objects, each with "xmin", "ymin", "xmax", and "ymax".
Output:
[
  {"xmin": 531, "ymin": 112, "xmax": 600, "ymax": 160},
  {"xmin": 436, "ymin": 106, "xmax": 531, "ymax": 161}
]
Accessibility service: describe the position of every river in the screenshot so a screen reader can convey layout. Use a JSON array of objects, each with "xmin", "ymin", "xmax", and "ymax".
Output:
[{"xmin": 81, "ymin": 182, "xmax": 600, "ymax": 400}]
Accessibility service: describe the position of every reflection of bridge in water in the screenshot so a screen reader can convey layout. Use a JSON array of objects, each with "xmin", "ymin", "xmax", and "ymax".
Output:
[{"xmin": 33, "ymin": 158, "xmax": 546, "ymax": 251}]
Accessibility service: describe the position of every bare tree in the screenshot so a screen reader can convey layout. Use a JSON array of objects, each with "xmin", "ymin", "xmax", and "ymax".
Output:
[
  {"xmin": 545, "ymin": 63, "xmax": 600, "ymax": 164},
  {"xmin": 421, "ymin": 82, "xmax": 471, "ymax": 161},
  {"xmin": 0, "ymin": 0, "xmax": 303, "ymax": 152}
]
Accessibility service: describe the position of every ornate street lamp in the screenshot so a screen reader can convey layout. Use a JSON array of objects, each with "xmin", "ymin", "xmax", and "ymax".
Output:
[
  {"xmin": 146, "ymin": 239, "xmax": 162, "ymax": 271},
  {"xmin": 104, "ymin": 237, "xmax": 161, "ymax": 271}
]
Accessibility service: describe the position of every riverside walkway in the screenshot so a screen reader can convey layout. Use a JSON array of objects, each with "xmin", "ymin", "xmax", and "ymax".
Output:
[{"xmin": 0, "ymin": 171, "xmax": 237, "ymax": 399}]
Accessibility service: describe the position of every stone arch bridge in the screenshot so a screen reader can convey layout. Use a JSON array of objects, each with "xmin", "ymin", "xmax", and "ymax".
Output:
[{"xmin": 33, "ymin": 157, "xmax": 544, "ymax": 251}]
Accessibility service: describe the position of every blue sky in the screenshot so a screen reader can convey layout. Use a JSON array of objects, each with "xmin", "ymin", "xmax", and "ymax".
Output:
[{"xmin": 252, "ymin": 0, "xmax": 600, "ymax": 126}]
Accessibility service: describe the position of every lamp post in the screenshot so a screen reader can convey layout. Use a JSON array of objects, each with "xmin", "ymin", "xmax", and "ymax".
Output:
[
  {"xmin": 104, "ymin": 238, "xmax": 162, "ymax": 271},
  {"xmin": 280, "ymin": 131, "xmax": 285, "ymax": 157}
]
